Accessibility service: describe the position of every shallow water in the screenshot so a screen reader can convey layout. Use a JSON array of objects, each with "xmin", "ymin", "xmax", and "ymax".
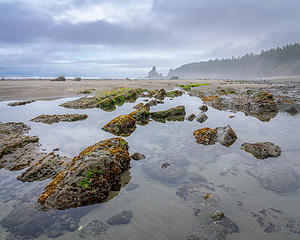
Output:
[{"xmin": 0, "ymin": 92, "xmax": 300, "ymax": 240}]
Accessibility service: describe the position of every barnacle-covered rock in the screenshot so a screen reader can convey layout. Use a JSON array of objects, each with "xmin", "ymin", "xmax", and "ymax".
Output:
[
  {"xmin": 31, "ymin": 114, "xmax": 88, "ymax": 124},
  {"xmin": 38, "ymin": 137, "xmax": 132, "ymax": 210},
  {"xmin": 150, "ymin": 106, "xmax": 186, "ymax": 123},
  {"xmin": 240, "ymin": 142, "xmax": 281, "ymax": 159}
]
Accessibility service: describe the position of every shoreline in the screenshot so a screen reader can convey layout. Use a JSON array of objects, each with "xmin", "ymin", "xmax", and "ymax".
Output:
[{"xmin": 0, "ymin": 78, "xmax": 273, "ymax": 102}]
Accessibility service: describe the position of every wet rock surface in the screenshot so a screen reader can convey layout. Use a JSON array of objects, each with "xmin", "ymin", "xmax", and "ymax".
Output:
[
  {"xmin": 195, "ymin": 113, "xmax": 208, "ymax": 123},
  {"xmin": 0, "ymin": 122, "xmax": 42, "ymax": 170},
  {"xmin": 38, "ymin": 137, "xmax": 132, "ymax": 210},
  {"xmin": 247, "ymin": 163, "xmax": 300, "ymax": 193},
  {"xmin": 30, "ymin": 114, "xmax": 88, "ymax": 124},
  {"xmin": 199, "ymin": 104, "xmax": 208, "ymax": 112},
  {"xmin": 131, "ymin": 152, "xmax": 145, "ymax": 160},
  {"xmin": 102, "ymin": 107, "xmax": 150, "ymax": 136},
  {"xmin": 7, "ymin": 100, "xmax": 35, "ymax": 106},
  {"xmin": 107, "ymin": 210, "xmax": 132, "ymax": 225},
  {"xmin": 193, "ymin": 125, "xmax": 237, "ymax": 147},
  {"xmin": 142, "ymin": 161, "xmax": 186, "ymax": 183},
  {"xmin": 240, "ymin": 142, "xmax": 281, "ymax": 159},
  {"xmin": 79, "ymin": 220, "xmax": 109, "ymax": 238},
  {"xmin": 150, "ymin": 106, "xmax": 186, "ymax": 123},
  {"xmin": 17, "ymin": 152, "xmax": 71, "ymax": 182},
  {"xmin": 186, "ymin": 113, "xmax": 196, "ymax": 121},
  {"xmin": 60, "ymin": 88, "xmax": 144, "ymax": 110}
]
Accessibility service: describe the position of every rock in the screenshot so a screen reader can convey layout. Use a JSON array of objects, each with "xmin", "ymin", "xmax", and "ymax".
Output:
[
  {"xmin": 78, "ymin": 89, "xmax": 93, "ymax": 94},
  {"xmin": 194, "ymin": 125, "xmax": 237, "ymax": 147},
  {"xmin": 30, "ymin": 114, "xmax": 88, "ymax": 124},
  {"xmin": 142, "ymin": 161, "xmax": 186, "ymax": 183},
  {"xmin": 215, "ymin": 216, "xmax": 239, "ymax": 233},
  {"xmin": 131, "ymin": 152, "xmax": 145, "ymax": 160},
  {"xmin": 147, "ymin": 66, "xmax": 163, "ymax": 79},
  {"xmin": 17, "ymin": 152, "xmax": 71, "ymax": 182},
  {"xmin": 240, "ymin": 142, "xmax": 281, "ymax": 159},
  {"xmin": 161, "ymin": 163, "xmax": 170, "ymax": 168},
  {"xmin": 102, "ymin": 115, "xmax": 136, "ymax": 137},
  {"xmin": 286, "ymin": 105, "xmax": 299, "ymax": 115},
  {"xmin": 102, "ymin": 107, "xmax": 150, "ymax": 136},
  {"xmin": 133, "ymin": 103, "xmax": 144, "ymax": 109},
  {"xmin": 150, "ymin": 106, "xmax": 186, "ymax": 123},
  {"xmin": 73, "ymin": 77, "xmax": 81, "ymax": 81},
  {"xmin": 153, "ymin": 88, "xmax": 167, "ymax": 100},
  {"xmin": 0, "ymin": 122, "xmax": 42, "ymax": 170},
  {"xmin": 186, "ymin": 113, "xmax": 196, "ymax": 121},
  {"xmin": 107, "ymin": 210, "xmax": 132, "ymax": 225},
  {"xmin": 199, "ymin": 105, "xmax": 208, "ymax": 112},
  {"xmin": 247, "ymin": 163, "xmax": 300, "ymax": 193},
  {"xmin": 38, "ymin": 138, "xmax": 132, "ymax": 210},
  {"xmin": 51, "ymin": 76, "xmax": 66, "ymax": 81},
  {"xmin": 193, "ymin": 128, "xmax": 217, "ymax": 145},
  {"xmin": 7, "ymin": 100, "xmax": 35, "ymax": 106},
  {"xmin": 79, "ymin": 220, "xmax": 109, "ymax": 238},
  {"xmin": 195, "ymin": 113, "xmax": 208, "ymax": 123},
  {"xmin": 166, "ymin": 90, "xmax": 183, "ymax": 98},
  {"xmin": 60, "ymin": 88, "xmax": 143, "ymax": 110},
  {"xmin": 212, "ymin": 210, "xmax": 224, "ymax": 221},
  {"xmin": 215, "ymin": 125, "xmax": 237, "ymax": 147},
  {"xmin": 129, "ymin": 107, "xmax": 151, "ymax": 125}
]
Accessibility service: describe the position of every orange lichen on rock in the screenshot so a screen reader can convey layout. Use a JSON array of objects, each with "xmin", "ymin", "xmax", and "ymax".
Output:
[
  {"xmin": 193, "ymin": 128, "xmax": 217, "ymax": 145},
  {"xmin": 201, "ymin": 95, "xmax": 221, "ymax": 103}
]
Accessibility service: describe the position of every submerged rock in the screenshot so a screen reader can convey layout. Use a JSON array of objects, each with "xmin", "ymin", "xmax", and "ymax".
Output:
[
  {"xmin": 186, "ymin": 113, "xmax": 196, "ymax": 121},
  {"xmin": 193, "ymin": 125, "xmax": 237, "ymax": 147},
  {"xmin": 130, "ymin": 152, "xmax": 145, "ymax": 161},
  {"xmin": 150, "ymin": 106, "xmax": 186, "ymax": 123},
  {"xmin": 195, "ymin": 113, "xmax": 208, "ymax": 123},
  {"xmin": 8, "ymin": 100, "xmax": 35, "ymax": 106},
  {"xmin": 142, "ymin": 161, "xmax": 186, "ymax": 183},
  {"xmin": 247, "ymin": 163, "xmax": 300, "ymax": 193},
  {"xmin": 107, "ymin": 210, "xmax": 132, "ymax": 225},
  {"xmin": 30, "ymin": 114, "xmax": 88, "ymax": 124},
  {"xmin": 17, "ymin": 152, "xmax": 71, "ymax": 182},
  {"xmin": 60, "ymin": 88, "xmax": 144, "ymax": 110},
  {"xmin": 240, "ymin": 142, "xmax": 281, "ymax": 159},
  {"xmin": 79, "ymin": 220, "xmax": 109, "ymax": 238},
  {"xmin": 38, "ymin": 137, "xmax": 132, "ymax": 210},
  {"xmin": 285, "ymin": 105, "xmax": 299, "ymax": 115}
]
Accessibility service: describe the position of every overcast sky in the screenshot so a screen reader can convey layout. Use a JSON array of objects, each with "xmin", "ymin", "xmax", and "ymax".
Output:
[{"xmin": 0, "ymin": 0, "xmax": 300, "ymax": 78}]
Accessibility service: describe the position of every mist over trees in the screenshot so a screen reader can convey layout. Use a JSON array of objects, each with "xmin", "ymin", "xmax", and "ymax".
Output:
[{"xmin": 168, "ymin": 43, "xmax": 300, "ymax": 79}]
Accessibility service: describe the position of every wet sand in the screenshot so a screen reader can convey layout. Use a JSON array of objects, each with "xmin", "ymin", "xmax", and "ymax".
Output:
[{"xmin": 0, "ymin": 79, "xmax": 270, "ymax": 102}]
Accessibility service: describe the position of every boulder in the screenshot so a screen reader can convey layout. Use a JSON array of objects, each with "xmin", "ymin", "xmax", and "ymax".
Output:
[
  {"xmin": 102, "ymin": 115, "xmax": 136, "ymax": 137},
  {"xmin": 240, "ymin": 142, "xmax": 281, "ymax": 159},
  {"xmin": 38, "ymin": 137, "xmax": 132, "ymax": 210},
  {"xmin": 216, "ymin": 125, "xmax": 237, "ymax": 147}
]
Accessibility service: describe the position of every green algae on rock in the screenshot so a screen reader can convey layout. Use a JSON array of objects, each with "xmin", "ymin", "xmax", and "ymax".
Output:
[
  {"xmin": 38, "ymin": 137, "xmax": 132, "ymax": 210},
  {"xmin": 60, "ymin": 88, "xmax": 144, "ymax": 111},
  {"xmin": 150, "ymin": 106, "xmax": 186, "ymax": 123},
  {"xmin": 30, "ymin": 114, "xmax": 88, "ymax": 124}
]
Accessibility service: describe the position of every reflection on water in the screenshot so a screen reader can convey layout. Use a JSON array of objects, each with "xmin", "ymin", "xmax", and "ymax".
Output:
[{"xmin": 0, "ymin": 92, "xmax": 300, "ymax": 239}]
